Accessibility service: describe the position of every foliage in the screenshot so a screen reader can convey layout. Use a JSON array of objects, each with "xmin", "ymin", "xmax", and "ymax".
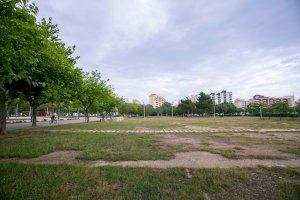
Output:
[
  {"xmin": 195, "ymin": 92, "xmax": 214, "ymax": 115},
  {"xmin": 215, "ymin": 102, "xmax": 237, "ymax": 115},
  {"xmin": 177, "ymin": 98, "xmax": 196, "ymax": 115},
  {"xmin": 74, "ymin": 71, "xmax": 113, "ymax": 122}
]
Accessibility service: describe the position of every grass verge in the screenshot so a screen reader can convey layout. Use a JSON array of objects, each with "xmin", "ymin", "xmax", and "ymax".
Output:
[{"xmin": 0, "ymin": 163, "xmax": 299, "ymax": 200}]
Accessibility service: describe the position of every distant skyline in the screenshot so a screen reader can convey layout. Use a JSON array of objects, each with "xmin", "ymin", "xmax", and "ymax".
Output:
[{"xmin": 33, "ymin": 0, "xmax": 300, "ymax": 103}]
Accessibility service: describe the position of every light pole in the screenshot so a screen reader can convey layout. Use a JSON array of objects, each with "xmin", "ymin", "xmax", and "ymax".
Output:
[
  {"xmin": 213, "ymin": 100, "xmax": 216, "ymax": 118},
  {"xmin": 144, "ymin": 104, "xmax": 146, "ymax": 119},
  {"xmin": 259, "ymin": 105, "xmax": 262, "ymax": 119},
  {"xmin": 142, "ymin": 101, "xmax": 146, "ymax": 119}
]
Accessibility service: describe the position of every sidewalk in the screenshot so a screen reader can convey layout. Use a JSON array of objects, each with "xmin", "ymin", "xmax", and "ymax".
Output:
[{"xmin": 6, "ymin": 117, "xmax": 101, "ymax": 130}]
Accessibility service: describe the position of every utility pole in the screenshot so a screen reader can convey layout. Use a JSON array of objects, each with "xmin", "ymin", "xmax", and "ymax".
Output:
[
  {"xmin": 143, "ymin": 103, "xmax": 146, "ymax": 119},
  {"xmin": 213, "ymin": 101, "xmax": 216, "ymax": 118},
  {"xmin": 259, "ymin": 105, "xmax": 262, "ymax": 119},
  {"xmin": 172, "ymin": 105, "xmax": 174, "ymax": 118}
]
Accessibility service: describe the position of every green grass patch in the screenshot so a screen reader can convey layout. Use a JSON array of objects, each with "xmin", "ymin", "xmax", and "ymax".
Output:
[
  {"xmin": 41, "ymin": 117, "xmax": 300, "ymax": 131},
  {"xmin": 1, "ymin": 163, "xmax": 299, "ymax": 199},
  {"xmin": 0, "ymin": 131, "xmax": 177, "ymax": 161},
  {"xmin": 280, "ymin": 147, "xmax": 300, "ymax": 157}
]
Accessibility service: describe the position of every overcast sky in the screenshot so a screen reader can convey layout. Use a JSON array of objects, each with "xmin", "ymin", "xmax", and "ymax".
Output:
[{"xmin": 33, "ymin": 0, "xmax": 300, "ymax": 103}]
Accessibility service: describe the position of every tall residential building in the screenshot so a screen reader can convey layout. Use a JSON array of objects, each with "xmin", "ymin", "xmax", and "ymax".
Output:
[
  {"xmin": 149, "ymin": 94, "xmax": 166, "ymax": 108},
  {"xmin": 251, "ymin": 95, "xmax": 295, "ymax": 107},
  {"xmin": 234, "ymin": 98, "xmax": 249, "ymax": 109},
  {"xmin": 210, "ymin": 90, "xmax": 233, "ymax": 104}
]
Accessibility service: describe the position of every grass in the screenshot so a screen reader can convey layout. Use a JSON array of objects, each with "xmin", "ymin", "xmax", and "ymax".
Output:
[
  {"xmin": 0, "ymin": 163, "xmax": 299, "ymax": 200},
  {"xmin": 0, "ymin": 131, "xmax": 182, "ymax": 161},
  {"xmin": 41, "ymin": 116, "xmax": 300, "ymax": 131},
  {"xmin": 279, "ymin": 147, "xmax": 300, "ymax": 157},
  {"xmin": 1, "ymin": 117, "xmax": 300, "ymax": 199}
]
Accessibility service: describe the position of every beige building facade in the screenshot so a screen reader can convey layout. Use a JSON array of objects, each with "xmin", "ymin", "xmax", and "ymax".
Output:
[{"xmin": 149, "ymin": 94, "xmax": 166, "ymax": 108}]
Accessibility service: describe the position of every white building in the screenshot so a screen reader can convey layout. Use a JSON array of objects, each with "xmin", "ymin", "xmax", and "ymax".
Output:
[
  {"xmin": 149, "ymin": 94, "xmax": 166, "ymax": 108},
  {"xmin": 210, "ymin": 90, "xmax": 233, "ymax": 104}
]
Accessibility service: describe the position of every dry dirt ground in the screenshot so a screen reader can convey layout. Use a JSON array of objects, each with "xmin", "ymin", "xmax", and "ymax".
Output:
[
  {"xmin": 1, "ymin": 129, "xmax": 300, "ymax": 169},
  {"xmin": 1, "ymin": 150, "xmax": 299, "ymax": 169}
]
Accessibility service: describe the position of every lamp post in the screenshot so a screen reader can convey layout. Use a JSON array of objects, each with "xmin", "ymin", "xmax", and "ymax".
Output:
[
  {"xmin": 213, "ymin": 100, "xmax": 216, "ymax": 119},
  {"xmin": 142, "ymin": 101, "xmax": 146, "ymax": 119},
  {"xmin": 259, "ymin": 105, "xmax": 262, "ymax": 119}
]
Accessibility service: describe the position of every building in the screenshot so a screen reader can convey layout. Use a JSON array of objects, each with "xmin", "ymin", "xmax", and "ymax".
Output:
[
  {"xmin": 234, "ymin": 98, "xmax": 249, "ymax": 109},
  {"xmin": 149, "ymin": 94, "xmax": 166, "ymax": 108},
  {"xmin": 210, "ymin": 90, "xmax": 233, "ymax": 104},
  {"xmin": 132, "ymin": 99, "xmax": 141, "ymax": 105},
  {"xmin": 251, "ymin": 95, "xmax": 295, "ymax": 107}
]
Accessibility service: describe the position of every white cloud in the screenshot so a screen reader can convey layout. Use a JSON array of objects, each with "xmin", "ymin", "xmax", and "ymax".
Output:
[{"xmin": 96, "ymin": 0, "xmax": 168, "ymax": 59}]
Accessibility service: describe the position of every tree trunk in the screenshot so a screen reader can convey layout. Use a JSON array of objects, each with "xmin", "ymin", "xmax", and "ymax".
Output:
[
  {"xmin": 84, "ymin": 110, "xmax": 89, "ymax": 123},
  {"xmin": 0, "ymin": 95, "xmax": 6, "ymax": 134},
  {"xmin": 31, "ymin": 105, "xmax": 37, "ymax": 126}
]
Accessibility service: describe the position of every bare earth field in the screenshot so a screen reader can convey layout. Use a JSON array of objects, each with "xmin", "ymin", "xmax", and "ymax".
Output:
[{"xmin": 0, "ymin": 117, "xmax": 300, "ymax": 199}]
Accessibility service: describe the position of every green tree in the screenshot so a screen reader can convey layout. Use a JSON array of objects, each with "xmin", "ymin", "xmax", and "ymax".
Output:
[
  {"xmin": 270, "ymin": 102, "xmax": 290, "ymax": 120},
  {"xmin": 295, "ymin": 104, "xmax": 300, "ymax": 114},
  {"xmin": 145, "ymin": 104, "xmax": 156, "ymax": 116},
  {"xmin": 117, "ymin": 101, "xmax": 130, "ymax": 115},
  {"xmin": 0, "ymin": 1, "xmax": 79, "ymax": 129},
  {"xmin": 0, "ymin": 0, "xmax": 40, "ymax": 132},
  {"xmin": 161, "ymin": 102, "xmax": 172, "ymax": 116},
  {"xmin": 177, "ymin": 98, "xmax": 196, "ymax": 116},
  {"xmin": 74, "ymin": 71, "xmax": 112, "ymax": 123},
  {"xmin": 195, "ymin": 92, "xmax": 213, "ymax": 115}
]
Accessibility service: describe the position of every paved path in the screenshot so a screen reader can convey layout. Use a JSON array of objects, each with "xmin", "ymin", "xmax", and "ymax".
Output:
[{"xmin": 6, "ymin": 118, "xmax": 101, "ymax": 130}]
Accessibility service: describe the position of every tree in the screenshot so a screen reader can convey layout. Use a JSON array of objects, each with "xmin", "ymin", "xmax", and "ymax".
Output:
[
  {"xmin": 195, "ymin": 92, "xmax": 213, "ymax": 115},
  {"xmin": 161, "ymin": 102, "xmax": 172, "ymax": 116},
  {"xmin": 270, "ymin": 102, "xmax": 290, "ymax": 120},
  {"xmin": 0, "ymin": 0, "xmax": 40, "ymax": 133},
  {"xmin": 295, "ymin": 104, "xmax": 300, "ymax": 114},
  {"xmin": 177, "ymin": 98, "xmax": 196, "ymax": 116},
  {"xmin": 247, "ymin": 103, "xmax": 267, "ymax": 117},
  {"xmin": 145, "ymin": 104, "xmax": 156, "ymax": 116},
  {"xmin": 74, "ymin": 71, "xmax": 112, "ymax": 123},
  {"xmin": 117, "ymin": 101, "xmax": 130, "ymax": 115},
  {"xmin": 216, "ymin": 102, "xmax": 237, "ymax": 115},
  {"xmin": 247, "ymin": 103, "xmax": 260, "ymax": 115}
]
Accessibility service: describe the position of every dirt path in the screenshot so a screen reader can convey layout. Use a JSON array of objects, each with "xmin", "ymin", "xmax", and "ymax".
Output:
[
  {"xmin": 91, "ymin": 151, "xmax": 300, "ymax": 168},
  {"xmin": 1, "ymin": 151, "xmax": 300, "ymax": 169}
]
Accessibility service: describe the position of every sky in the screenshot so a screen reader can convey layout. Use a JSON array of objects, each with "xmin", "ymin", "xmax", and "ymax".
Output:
[{"xmin": 32, "ymin": 0, "xmax": 300, "ymax": 103}]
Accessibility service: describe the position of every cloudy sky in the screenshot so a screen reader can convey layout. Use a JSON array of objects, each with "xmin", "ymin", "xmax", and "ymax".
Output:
[{"xmin": 33, "ymin": 0, "xmax": 300, "ymax": 103}]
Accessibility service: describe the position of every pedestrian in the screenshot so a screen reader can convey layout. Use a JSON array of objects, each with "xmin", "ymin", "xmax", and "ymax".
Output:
[{"xmin": 51, "ymin": 114, "xmax": 55, "ymax": 124}]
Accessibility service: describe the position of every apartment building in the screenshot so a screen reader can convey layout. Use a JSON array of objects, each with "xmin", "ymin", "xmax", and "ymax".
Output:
[
  {"xmin": 234, "ymin": 98, "xmax": 249, "ymax": 109},
  {"xmin": 210, "ymin": 90, "xmax": 233, "ymax": 104},
  {"xmin": 149, "ymin": 94, "xmax": 166, "ymax": 108},
  {"xmin": 251, "ymin": 95, "xmax": 295, "ymax": 107}
]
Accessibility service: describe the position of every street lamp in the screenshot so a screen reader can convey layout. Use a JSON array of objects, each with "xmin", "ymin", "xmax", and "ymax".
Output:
[{"xmin": 142, "ymin": 101, "xmax": 146, "ymax": 119}]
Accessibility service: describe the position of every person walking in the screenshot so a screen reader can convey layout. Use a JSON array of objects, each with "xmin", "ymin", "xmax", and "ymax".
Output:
[{"xmin": 50, "ymin": 114, "xmax": 55, "ymax": 124}]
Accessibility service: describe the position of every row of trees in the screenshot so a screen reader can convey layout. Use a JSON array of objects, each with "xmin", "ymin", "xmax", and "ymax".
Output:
[
  {"xmin": 0, "ymin": 1, "xmax": 120, "ymax": 133},
  {"xmin": 118, "ymin": 92, "xmax": 300, "ymax": 118},
  {"xmin": 247, "ymin": 102, "xmax": 300, "ymax": 119},
  {"xmin": 176, "ymin": 92, "xmax": 240, "ymax": 116},
  {"xmin": 117, "ymin": 92, "xmax": 241, "ymax": 117}
]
